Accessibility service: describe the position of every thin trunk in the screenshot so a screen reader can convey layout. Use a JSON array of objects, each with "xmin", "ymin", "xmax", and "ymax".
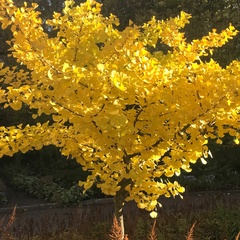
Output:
[
  {"xmin": 113, "ymin": 153, "xmax": 132, "ymax": 240},
  {"xmin": 114, "ymin": 190, "xmax": 125, "ymax": 240},
  {"xmin": 114, "ymin": 178, "xmax": 130, "ymax": 240}
]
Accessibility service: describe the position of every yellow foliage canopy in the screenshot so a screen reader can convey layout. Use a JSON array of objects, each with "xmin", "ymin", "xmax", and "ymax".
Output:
[{"xmin": 0, "ymin": 0, "xmax": 239, "ymax": 213}]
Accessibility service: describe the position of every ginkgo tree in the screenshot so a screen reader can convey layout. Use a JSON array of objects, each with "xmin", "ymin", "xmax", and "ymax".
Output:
[{"xmin": 0, "ymin": 0, "xmax": 240, "ymax": 238}]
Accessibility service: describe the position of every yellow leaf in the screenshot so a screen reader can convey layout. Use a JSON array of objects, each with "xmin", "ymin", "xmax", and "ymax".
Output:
[
  {"xmin": 62, "ymin": 63, "xmax": 69, "ymax": 72},
  {"xmin": 110, "ymin": 70, "xmax": 127, "ymax": 91},
  {"xmin": 97, "ymin": 63, "xmax": 104, "ymax": 72},
  {"xmin": 9, "ymin": 101, "xmax": 22, "ymax": 110},
  {"xmin": 3, "ymin": 103, "xmax": 9, "ymax": 108},
  {"xmin": 84, "ymin": 181, "xmax": 93, "ymax": 190},
  {"xmin": 149, "ymin": 200, "xmax": 158, "ymax": 208},
  {"xmin": 191, "ymin": 63, "xmax": 199, "ymax": 70},
  {"xmin": 78, "ymin": 181, "xmax": 84, "ymax": 187},
  {"xmin": 234, "ymin": 138, "xmax": 239, "ymax": 145},
  {"xmin": 129, "ymin": 19, "xmax": 134, "ymax": 26},
  {"xmin": 1, "ymin": 19, "xmax": 11, "ymax": 30},
  {"xmin": 138, "ymin": 202, "xmax": 147, "ymax": 209},
  {"xmin": 31, "ymin": 3, "xmax": 39, "ymax": 8},
  {"xmin": 200, "ymin": 157, "xmax": 207, "ymax": 165},
  {"xmin": 178, "ymin": 186, "xmax": 185, "ymax": 193},
  {"xmin": 150, "ymin": 211, "xmax": 158, "ymax": 218},
  {"xmin": 32, "ymin": 114, "xmax": 38, "ymax": 119},
  {"xmin": 48, "ymin": 69, "xmax": 53, "ymax": 80},
  {"xmin": 114, "ymin": 81, "xmax": 126, "ymax": 91}
]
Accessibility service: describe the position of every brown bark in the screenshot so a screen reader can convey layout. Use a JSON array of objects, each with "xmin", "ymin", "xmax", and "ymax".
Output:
[
  {"xmin": 112, "ymin": 152, "xmax": 132, "ymax": 239},
  {"xmin": 114, "ymin": 187, "xmax": 126, "ymax": 239},
  {"xmin": 113, "ymin": 177, "xmax": 131, "ymax": 240}
]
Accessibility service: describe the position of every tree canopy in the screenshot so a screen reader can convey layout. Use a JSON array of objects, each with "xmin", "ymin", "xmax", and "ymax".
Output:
[{"xmin": 0, "ymin": 0, "xmax": 239, "ymax": 217}]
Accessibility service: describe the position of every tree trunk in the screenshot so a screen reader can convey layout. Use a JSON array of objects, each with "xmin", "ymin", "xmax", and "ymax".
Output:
[
  {"xmin": 114, "ymin": 193, "xmax": 125, "ymax": 240},
  {"xmin": 114, "ymin": 178, "xmax": 130, "ymax": 240},
  {"xmin": 113, "ymin": 153, "xmax": 132, "ymax": 239}
]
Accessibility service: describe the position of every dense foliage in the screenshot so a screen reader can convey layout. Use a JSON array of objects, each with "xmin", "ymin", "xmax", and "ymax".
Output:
[{"xmin": 0, "ymin": 0, "xmax": 239, "ymax": 221}]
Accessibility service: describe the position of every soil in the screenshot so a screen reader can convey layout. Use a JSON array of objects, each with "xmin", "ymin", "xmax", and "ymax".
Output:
[{"xmin": 0, "ymin": 185, "xmax": 240, "ymax": 239}]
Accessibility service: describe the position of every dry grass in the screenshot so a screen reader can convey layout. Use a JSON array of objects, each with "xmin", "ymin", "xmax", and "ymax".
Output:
[
  {"xmin": 147, "ymin": 219, "xmax": 157, "ymax": 240},
  {"xmin": 108, "ymin": 218, "xmax": 240, "ymax": 240},
  {"xmin": 109, "ymin": 215, "xmax": 122, "ymax": 240},
  {"xmin": 109, "ymin": 215, "xmax": 129, "ymax": 240},
  {"xmin": 0, "ymin": 205, "xmax": 16, "ymax": 240},
  {"xmin": 186, "ymin": 222, "xmax": 196, "ymax": 240},
  {"xmin": 0, "ymin": 196, "xmax": 239, "ymax": 240}
]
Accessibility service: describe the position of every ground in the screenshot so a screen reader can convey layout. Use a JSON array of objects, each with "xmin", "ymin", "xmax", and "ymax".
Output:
[{"xmin": 0, "ymin": 184, "xmax": 240, "ymax": 239}]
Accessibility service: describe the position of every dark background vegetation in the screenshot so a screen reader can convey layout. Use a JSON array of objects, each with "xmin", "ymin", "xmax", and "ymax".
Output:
[{"xmin": 0, "ymin": 0, "xmax": 239, "ymax": 205}]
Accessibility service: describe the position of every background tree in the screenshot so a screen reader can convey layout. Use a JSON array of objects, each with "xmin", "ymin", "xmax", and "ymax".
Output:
[{"xmin": 0, "ymin": 0, "xmax": 240, "ymax": 238}]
